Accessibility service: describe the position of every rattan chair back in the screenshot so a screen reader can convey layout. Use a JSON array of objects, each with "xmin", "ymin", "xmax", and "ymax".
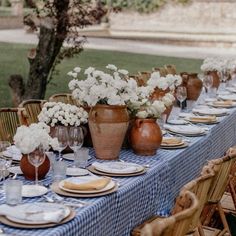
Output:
[
  {"xmin": 19, "ymin": 99, "xmax": 46, "ymax": 124},
  {"xmin": 141, "ymin": 190, "xmax": 199, "ymax": 236},
  {"xmin": 49, "ymin": 93, "xmax": 79, "ymax": 106},
  {"xmin": 0, "ymin": 108, "xmax": 28, "ymax": 143},
  {"xmin": 164, "ymin": 65, "xmax": 177, "ymax": 75}
]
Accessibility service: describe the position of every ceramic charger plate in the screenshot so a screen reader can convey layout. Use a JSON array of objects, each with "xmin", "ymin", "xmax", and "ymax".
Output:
[
  {"xmin": 164, "ymin": 125, "xmax": 206, "ymax": 136},
  {"xmin": 92, "ymin": 161, "xmax": 144, "ymax": 174},
  {"xmin": 59, "ymin": 176, "xmax": 116, "ymax": 194}
]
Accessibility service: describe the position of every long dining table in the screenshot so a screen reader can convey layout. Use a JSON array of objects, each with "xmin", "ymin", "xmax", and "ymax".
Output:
[{"xmin": 1, "ymin": 105, "xmax": 236, "ymax": 236}]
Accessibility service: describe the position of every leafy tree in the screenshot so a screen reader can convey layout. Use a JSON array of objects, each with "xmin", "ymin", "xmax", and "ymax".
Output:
[{"xmin": 9, "ymin": 0, "xmax": 106, "ymax": 106}]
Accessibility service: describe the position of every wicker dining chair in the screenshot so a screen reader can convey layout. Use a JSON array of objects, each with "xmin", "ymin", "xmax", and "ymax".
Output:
[
  {"xmin": 201, "ymin": 148, "xmax": 236, "ymax": 236},
  {"xmin": 49, "ymin": 93, "xmax": 80, "ymax": 106},
  {"xmin": 0, "ymin": 108, "xmax": 29, "ymax": 143},
  {"xmin": 164, "ymin": 65, "xmax": 177, "ymax": 75},
  {"xmin": 138, "ymin": 71, "xmax": 152, "ymax": 84},
  {"xmin": 19, "ymin": 99, "xmax": 46, "ymax": 124},
  {"xmin": 132, "ymin": 165, "xmax": 216, "ymax": 236},
  {"xmin": 140, "ymin": 190, "xmax": 199, "ymax": 236}
]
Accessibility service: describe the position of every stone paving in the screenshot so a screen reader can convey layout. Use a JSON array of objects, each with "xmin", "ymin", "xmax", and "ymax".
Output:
[{"xmin": 0, "ymin": 29, "xmax": 236, "ymax": 59}]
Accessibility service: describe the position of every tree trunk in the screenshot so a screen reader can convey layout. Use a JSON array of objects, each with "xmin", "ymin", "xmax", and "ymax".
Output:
[{"xmin": 9, "ymin": 0, "xmax": 69, "ymax": 106}]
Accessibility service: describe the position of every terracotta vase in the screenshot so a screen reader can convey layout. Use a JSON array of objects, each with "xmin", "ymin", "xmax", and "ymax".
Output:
[
  {"xmin": 130, "ymin": 118, "xmax": 162, "ymax": 156},
  {"xmin": 207, "ymin": 71, "xmax": 220, "ymax": 89},
  {"xmin": 184, "ymin": 73, "xmax": 203, "ymax": 101},
  {"xmin": 151, "ymin": 88, "xmax": 173, "ymax": 119},
  {"xmin": 88, "ymin": 104, "xmax": 129, "ymax": 160},
  {"xmin": 20, "ymin": 151, "xmax": 50, "ymax": 180}
]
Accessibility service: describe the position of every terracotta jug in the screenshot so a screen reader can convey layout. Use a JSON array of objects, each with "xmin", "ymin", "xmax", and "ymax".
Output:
[
  {"xmin": 20, "ymin": 151, "xmax": 50, "ymax": 180},
  {"xmin": 207, "ymin": 71, "xmax": 220, "ymax": 89},
  {"xmin": 181, "ymin": 73, "xmax": 203, "ymax": 101},
  {"xmin": 130, "ymin": 119, "xmax": 162, "ymax": 156},
  {"xmin": 89, "ymin": 104, "xmax": 129, "ymax": 160}
]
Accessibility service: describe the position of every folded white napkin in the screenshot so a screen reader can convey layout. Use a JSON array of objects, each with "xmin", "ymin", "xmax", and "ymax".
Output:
[
  {"xmin": 92, "ymin": 161, "xmax": 139, "ymax": 174},
  {"xmin": 2, "ymin": 146, "xmax": 22, "ymax": 161},
  {"xmin": 0, "ymin": 204, "xmax": 66, "ymax": 223}
]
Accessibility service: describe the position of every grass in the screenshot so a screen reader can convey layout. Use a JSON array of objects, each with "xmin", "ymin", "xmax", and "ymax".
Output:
[{"xmin": 0, "ymin": 42, "xmax": 203, "ymax": 107}]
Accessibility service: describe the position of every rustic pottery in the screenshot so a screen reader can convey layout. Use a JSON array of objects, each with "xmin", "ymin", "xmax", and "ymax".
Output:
[
  {"xmin": 130, "ymin": 118, "xmax": 162, "ymax": 156},
  {"xmin": 206, "ymin": 71, "xmax": 220, "ymax": 89},
  {"xmin": 20, "ymin": 151, "xmax": 50, "ymax": 180},
  {"xmin": 181, "ymin": 73, "xmax": 203, "ymax": 101},
  {"xmin": 88, "ymin": 104, "xmax": 129, "ymax": 160}
]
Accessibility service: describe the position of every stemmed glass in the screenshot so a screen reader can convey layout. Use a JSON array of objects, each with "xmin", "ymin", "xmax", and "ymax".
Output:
[
  {"xmin": 27, "ymin": 145, "xmax": 45, "ymax": 185},
  {"xmin": 176, "ymin": 86, "xmax": 187, "ymax": 111},
  {"xmin": 203, "ymin": 75, "xmax": 213, "ymax": 97},
  {"xmin": 56, "ymin": 126, "xmax": 69, "ymax": 160},
  {"xmin": 219, "ymin": 69, "xmax": 230, "ymax": 90},
  {"xmin": 0, "ymin": 141, "xmax": 12, "ymax": 182},
  {"xmin": 68, "ymin": 127, "xmax": 84, "ymax": 167}
]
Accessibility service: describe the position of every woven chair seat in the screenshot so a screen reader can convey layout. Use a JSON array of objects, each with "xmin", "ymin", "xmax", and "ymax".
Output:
[
  {"xmin": 221, "ymin": 192, "xmax": 236, "ymax": 214},
  {"xmin": 187, "ymin": 226, "xmax": 221, "ymax": 236}
]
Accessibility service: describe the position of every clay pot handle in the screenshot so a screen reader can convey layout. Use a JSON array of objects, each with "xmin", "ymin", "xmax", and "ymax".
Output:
[{"xmin": 136, "ymin": 119, "xmax": 143, "ymax": 128}]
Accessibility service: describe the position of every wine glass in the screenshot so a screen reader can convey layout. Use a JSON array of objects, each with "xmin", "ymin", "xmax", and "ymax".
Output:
[
  {"xmin": 68, "ymin": 127, "xmax": 84, "ymax": 167},
  {"xmin": 27, "ymin": 146, "xmax": 45, "ymax": 185},
  {"xmin": 56, "ymin": 126, "xmax": 69, "ymax": 160},
  {"xmin": 203, "ymin": 75, "xmax": 213, "ymax": 97},
  {"xmin": 219, "ymin": 69, "xmax": 230, "ymax": 90},
  {"xmin": 176, "ymin": 86, "xmax": 187, "ymax": 111},
  {"xmin": 0, "ymin": 141, "xmax": 11, "ymax": 158}
]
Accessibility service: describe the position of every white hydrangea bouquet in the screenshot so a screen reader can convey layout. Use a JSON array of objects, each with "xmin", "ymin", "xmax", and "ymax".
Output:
[
  {"xmin": 68, "ymin": 64, "xmax": 140, "ymax": 106},
  {"xmin": 127, "ymin": 72, "xmax": 176, "ymax": 119},
  {"xmin": 201, "ymin": 57, "xmax": 229, "ymax": 72},
  {"xmin": 14, "ymin": 123, "xmax": 59, "ymax": 154},
  {"xmin": 38, "ymin": 102, "xmax": 88, "ymax": 127}
]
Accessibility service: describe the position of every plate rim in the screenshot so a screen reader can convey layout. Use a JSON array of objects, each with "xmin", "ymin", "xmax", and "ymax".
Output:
[
  {"xmin": 59, "ymin": 176, "xmax": 115, "ymax": 194},
  {"xmin": 92, "ymin": 161, "xmax": 144, "ymax": 174},
  {"xmin": 6, "ymin": 202, "xmax": 71, "ymax": 225}
]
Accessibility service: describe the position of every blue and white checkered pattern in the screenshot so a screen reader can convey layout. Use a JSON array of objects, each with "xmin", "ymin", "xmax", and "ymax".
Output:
[{"xmin": 1, "ymin": 108, "xmax": 236, "ymax": 236}]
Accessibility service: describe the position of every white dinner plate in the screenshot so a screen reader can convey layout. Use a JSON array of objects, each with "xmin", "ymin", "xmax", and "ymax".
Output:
[
  {"xmin": 226, "ymin": 87, "xmax": 236, "ymax": 93},
  {"xmin": 66, "ymin": 167, "xmax": 89, "ymax": 176},
  {"xmin": 6, "ymin": 203, "xmax": 70, "ymax": 225},
  {"xmin": 92, "ymin": 161, "xmax": 144, "ymax": 174},
  {"xmin": 192, "ymin": 108, "xmax": 228, "ymax": 116},
  {"xmin": 2, "ymin": 146, "xmax": 22, "ymax": 161},
  {"xmin": 167, "ymin": 119, "xmax": 188, "ymax": 125},
  {"xmin": 22, "ymin": 185, "xmax": 48, "ymax": 198},
  {"xmin": 8, "ymin": 166, "xmax": 23, "ymax": 175},
  {"xmin": 164, "ymin": 124, "xmax": 206, "ymax": 135},
  {"xmin": 59, "ymin": 176, "xmax": 115, "ymax": 194},
  {"xmin": 63, "ymin": 153, "xmax": 92, "ymax": 161},
  {"xmin": 218, "ymin": 94, "xmax": 236, "ymax": 101},
  {"xmin": 207, "ymin": 101, "xmax": 236, "ymax": 108}
]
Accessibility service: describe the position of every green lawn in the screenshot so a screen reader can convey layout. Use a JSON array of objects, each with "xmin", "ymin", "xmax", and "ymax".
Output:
[{"xmin": 0, "ymin": 42, "xmax": 202, "ymax": 107}]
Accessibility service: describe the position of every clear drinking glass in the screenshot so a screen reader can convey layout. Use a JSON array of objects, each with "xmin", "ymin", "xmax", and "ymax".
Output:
[
  {"xmin": 56, "ymin": 126, "xmax": 69, "ymax": 159},
  {"xmin": 219, "ymin": 69, "xmax": 230, "ymax": 90},
  {"xmin": 176, "ymin": 86, "xmax": 187, "ymax": 111},
  {"xmin": 0, "ymin": 141, "xmax": 11, "ymax": 158},
  {"xmin": 53, "ymin": 161, "xmax": 67, "ymax": 182},
  {"xmin": 74, "ymin": 148, "xmax": 89, "ymax": 168},
  {"xmin": 45, "ymin": 151, "xmax": 55, "ymax": 172},
  {"xmin": 4, "ymin": 179, "xmax": 22, "ymax": 205},
  {"xmin": 68, "ymin": 127, "xmax": 84, "ymax": 167},
  {"xmin": 27, "ymin": 146, "xmax": 45, "ymax": 185},
  {"xmin": 203, "ymin": 75, "xmax": 213, "ymax": 96}
]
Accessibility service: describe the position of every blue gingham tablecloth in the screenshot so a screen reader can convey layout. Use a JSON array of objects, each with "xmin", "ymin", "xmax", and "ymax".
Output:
[{"xmin": 1, "ymin": 108, "xmax": 236, "ymax": 236}]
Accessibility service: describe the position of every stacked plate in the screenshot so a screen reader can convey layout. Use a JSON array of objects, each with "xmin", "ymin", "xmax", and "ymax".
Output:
[
  {"xmin": 207, "ymin": 100, "xmax": 236, "ymax": 108},
  {"xmin": 0, "ymin": 202, "xmax": 75, "ymax": 229},
  {"xmin": 88, "ymin": 161, "xmax": 146, "ymax": 177},
  {"xmin": 218, "ymin": 94, "xmax": 236, "ymax": 101},
  {"xmin": 192, "ymin": 107, "xmax": 229, "ymax": 117},
  {"xmin": 185, "ymin": 115, "xmax": 218, "ymax": 125},
  {"xmin": 63, "ymin": 153, "xmax": 92, "ymax": 161},
  {"xmin": 160, "ymin": 137, "xmax": 188, "ymax": 149},
  {"xmin": 52, "ymin": 175, "xmax": 118, "ymax": 198},
  {"xmin": 164, "ymin": 124, "xmax": 207, "ymax": 137},
  {"xmin": 2, "ymin": 145, "xmax": 22, "ymax": 162}
]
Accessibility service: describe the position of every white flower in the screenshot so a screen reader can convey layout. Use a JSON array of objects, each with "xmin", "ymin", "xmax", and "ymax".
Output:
[
  {"xmin": 67, "ymin": 71, "xmax": 77, "ymax": 78},
  {"xmin": 106, "ymin": 64, "xmax": 117, "ymax": 71},
  {"xmin": 118, "ymin": 69, "xmax": 129, "ymax": 75},
  {"xmin": 136, "ymin": 111, "xmax": 148, "ymax": 119},
  {"xmin": 73, "ymin": 67, "xmax": 81, "ymax": 73},
  {"xmin": 84, "ymin": 67, "xmax": 95, "ymax": 75},
  {"xmin": 13, "ymin": 123, "xmax": 59, "ymax": 154}
]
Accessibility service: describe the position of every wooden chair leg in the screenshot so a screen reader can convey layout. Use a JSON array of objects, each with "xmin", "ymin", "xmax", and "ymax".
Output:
[
  {"xmin": 201, "ymin": 203, "xmax": 217, "ymax": 226},
  {"xmin": 217, "ymin": 202, "xmax": 231, "ymax": 236},
  {"xmin": 228, "ymin": 178, "xmax": 236, "ymax": 207},
  {"xmin": 198, "ymin": 223, "xmax": 205, "ymax": 236}
]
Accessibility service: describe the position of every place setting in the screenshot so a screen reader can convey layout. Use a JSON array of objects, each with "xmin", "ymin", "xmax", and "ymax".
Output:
[
  {"xmin": 87, "ymin": 161, "xmax": 147, "ymax": 177},
  {"xmin": 192, "ymin": 106, "xmax": 229, "ymax": 117},
  {"xmin": 184, "ymin": 115, "xmax": 219, "ymax": 125},
  {"xmin": 160, "ymin": 137, "xmax": 189, "ymax": 150},
  {"xmin": 206, "ymin": 100, "xmax": 236, "ymax": 109}
]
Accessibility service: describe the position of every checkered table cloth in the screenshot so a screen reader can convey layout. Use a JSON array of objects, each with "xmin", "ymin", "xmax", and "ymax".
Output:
[{"xmin": 1, "ymin": 109, "xmax": 236, "ymax": 236}]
